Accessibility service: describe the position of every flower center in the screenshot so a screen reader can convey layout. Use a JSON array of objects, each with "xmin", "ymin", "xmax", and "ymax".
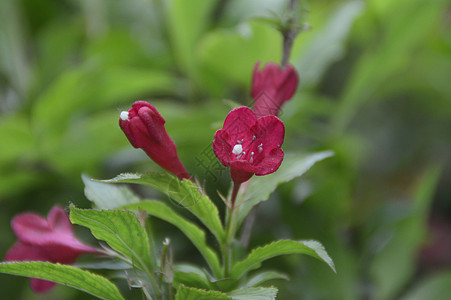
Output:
[
  {"xmin": 232, "ymin": 144, "xmax": 243, "ymax": 155},
  {"xmin": 120, "ymin": 111, "xmax": 129, "ymax": 121}
]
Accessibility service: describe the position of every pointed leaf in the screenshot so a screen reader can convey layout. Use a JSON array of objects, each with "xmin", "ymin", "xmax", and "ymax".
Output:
[
  {"xmin": 399, "ymin": 272, "xmax": 451, "ymax": 300},
  {"xmin": 102, "ymin": 173, "xmax": 225, "ymax": 243},
  {"xmin": 175, "ymin": 285, "xmax": 231, "ymax": 300},
  {"xmin": 0, "ymin": 262, "xmax": 124, "ymax": 300},
  {"xmin": 229, "ymin": 287, "xmax": 278, "ymax": 300},
  {"xmin": 74, "ymin": 260, "xmax": 132, "ymax": 270},
  {"xmin": 242, "ymin": 271, "xmax": 288, "ymax": 288},
  {"xmin": 82, "ymin": 174, "xmax": 140, "ymax": 209},
  {"xmin": 69, "ymin": 205, "xmax": 153, "ymax": 273},
  {"xmin": 370, "ymin": 165, "xmax": 442, "ymax": 300},
  {"xmin": 231, "ymin": 240, "xmax": 335, "ymax": 279},
  {"xmin": 122, "ymin": 201, "xmax": 222, "ymax": 277},
  {"xmin": 237, "ymin": 152, "xmax": 334, "ymax": 225},
  {"xmin": 174, "ymin": 264, "xmax": 212, "ymax": 290},
  {"xmin": 165, "ymin": 0, "xmax": 216, "ymax": 77}
]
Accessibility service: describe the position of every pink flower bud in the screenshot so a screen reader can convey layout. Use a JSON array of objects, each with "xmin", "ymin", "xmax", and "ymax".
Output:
[
  {"xmin": 251, "ymin": 62, "xmax": 299, "ymax": 117},
  {"xmin": 4, "ymin": 206, "xmax": 99, "ymax": 293},
  {"xmin": 119, "ymin": 101, "xmax": 190, "ymax": 180},
  {"xmin": 213, "ymin": 106, "xmax": 285, "ymax": 184}
]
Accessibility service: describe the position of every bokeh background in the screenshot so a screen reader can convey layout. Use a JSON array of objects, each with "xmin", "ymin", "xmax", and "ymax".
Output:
[{"xmin": 1, "ymin": 0, "xmax": 451, "ymax": 299}]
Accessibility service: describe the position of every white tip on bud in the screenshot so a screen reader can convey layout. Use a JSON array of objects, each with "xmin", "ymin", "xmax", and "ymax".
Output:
[
  {"xmin": 163, "ymin": 238, "xmax": 170, "ymax": 246},
  {"xmin": 232, "ymin": 144, "xmax": 243, "ymax": 155},
  {"xmin": 120, "ymin": 111, "xmax": 129, "ymax": 121}
]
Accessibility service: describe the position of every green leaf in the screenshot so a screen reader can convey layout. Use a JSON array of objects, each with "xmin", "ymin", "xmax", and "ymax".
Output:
[
  {"xmin": 83, "ymin": 174, "xmax": 140, "ymax": 209},
  {"xmin": 69, "ymin": 205, "xmax": 153, "ymax": 273},
  {"xmin": 399, "ymin": 272, "xmax": 451, "ymax": 300},
  {"xmin": 0, "ymin": 262, "xmax": 124, "ymax": 300},
  {"xmin": 174, "ymin": 264, "xmax": 212, "ymax": 290},
  {"xmin": 370, "ymin": 165, "xmax": 442, "ymax": 300},
  {"xmin": 103, "ymin": 173, "xmax": 225, "ymax": 244},
  {"xmin": 74, "ymin": 259, "xmax": 132, "ymax": 270},
  {"xmin": 122, "ymin": 201, "xmax": 222, "ymax": 278},
  {"xmin": 0, "ymin": 115, "xmax": 34, "ymax": 166},
  {"xmin": 229, "ymin": 287, "xmax": 278, "ymax": 300},
  {"xmin": 175, "ymin": 285, "xmax": 231, "ymax": 300},
  {"xmin": 242, "ymin": 271, "xmax": 288, "ymax": 288},
  {"xmin": 332, "ymin": 0, "xmax": 449, "ymax": 133},
  {"xmin": 298, "ymin": 1, "xmax": 365, "ymax": 86},
  {"xmin": 197, "ymin": 21, "xmax": 282, "ymax": 95},
  {"xmin": 165, "ymin": 0, "xmax": 216, "ymax": 77},
  {"xmin": 237, "ymin": 151, "xmax": 334, "ymax": 225},
  {"xmin": 231, "ymin": 240, "xmax": 335, "ymax": 279}
]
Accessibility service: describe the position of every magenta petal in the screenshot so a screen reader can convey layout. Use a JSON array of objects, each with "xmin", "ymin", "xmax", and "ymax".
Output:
[
  {"xmin": 119, "ymin": 101, "xmax": 190, "ymax": 180},
  {"xmin": 137, "ymin": 106, "xmax": 165, "ymax": 143},
  {"xmin": 212, "ymin": 106, "xmax": 286, "ymax": 184},
  {"xmin": 252, "ymin": 91, "xmax": 280, "ymax": 117},
  {"xmin": 47, "ymin": 206, "xmax": 72, "ymax": 234},
  {"xmin": 251, "ymin": 62, "xmax": 299, "ymax": 117},
  {"xmin": 255, "ymin": 148, "xmax": 284, "ymax": 175},
  {"xmin": 255, "ymin": 116, "xmax": 285, "ymax": 150},
  {"xmin": 250, "ymin": 61, "xmax": 262, "ymax": 99},
  {"xmin": 5, "ymin": 206, "xmax": 101, "ymax": 295},
  {"xmin": 5, "ymin": 242, "xmax": 50, "ymax": 262},
  {"xmin": 31, "ymin": 278, "xmax": 56, "ymax": 293},
  {"xmin": 132, "ymin": 101, "xmax": 165, "ymax": 124},
  {"xmin": 12, "ymin": 213, "xmax": 52, "ymax": 245},
  {"xmin": 10, "ymin": 207, "xmax": 99, "ymax": 256},
  {"xmin": 119, "ymin": 119, "xmax": 138, "ymax": 148},
  {"xmin": 229, "ymin": 160, "xmax": 255, "ymax": 173},
  {"xmin": 212, "ymin": 130, "xmax": 232, "ymax": 166},
  {"xmin": 230, "ymin": 167, "xmax": 254, "ymax": 184},
  {"xmin": 222, "ymin": 107, "xmax": 257, "ymax": 141},
  {"xmin": 278, "ymin": 65, "xmax": 299, "ymax": 102}
]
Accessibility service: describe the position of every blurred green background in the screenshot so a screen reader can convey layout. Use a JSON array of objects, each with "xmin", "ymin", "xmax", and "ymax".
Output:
[{"xmin": 1, "ymin": 0, "xmax": 451, "ymax": 299}]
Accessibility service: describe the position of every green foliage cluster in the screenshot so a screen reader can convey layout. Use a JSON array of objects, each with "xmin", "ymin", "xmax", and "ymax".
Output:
[{"xmin": 1, "ymin": 0, "xmax": 451, "ymax": 299}]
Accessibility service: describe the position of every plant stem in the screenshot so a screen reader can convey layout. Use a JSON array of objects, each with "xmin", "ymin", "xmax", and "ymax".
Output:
[
  {"xmin": 281, "ymin": 0, "xmax": 300, "ymax": 68},
  {"xmin": 223, "ymin": 182, "xmax": 241, "ymax": 276},
  {"xmin": 230, "ymin": 182, "xmax": 241, "ymax": 209}
]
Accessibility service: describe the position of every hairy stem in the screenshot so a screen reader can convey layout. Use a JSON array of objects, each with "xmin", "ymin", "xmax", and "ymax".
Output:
[
  {"xmin": 223, "ymin": 182, "xmax": 241, "ymax": 276},
  {"xmin": 281, "ymin": 0, "xmax": 300, "ymax": 68}
]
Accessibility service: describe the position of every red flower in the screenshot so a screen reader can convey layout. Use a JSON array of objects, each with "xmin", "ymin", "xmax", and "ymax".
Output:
[
  {"xmin": 213, "ymin": 106, "xmax": 285, "ymax": 184},
  {"xmin": 119, "ymin": 101, "xmax": 190, "ymax": 180},
  {"xmin": 4, "ymin": 206, "xmax": 99, "ymax": 293},
  {"xmin": 251, "ymin": 61, "xmax": 299, "ymax": 117}
]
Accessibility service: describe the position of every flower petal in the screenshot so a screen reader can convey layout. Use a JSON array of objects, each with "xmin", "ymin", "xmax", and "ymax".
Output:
[
  {"xmin": 255, "ymin": 148, "xmax": 284, "ymax": 175},
  {"xmin": 278, "ymin": 65, "xmax": 299, "ymax": 102},
  {"xmin": 251, "ymin": 62, "xmax": 299, "ymax": 117},
  {"xmin": 47, "ymin": 206, "xmax": 72, "ymax": 234},
  {"xmin": 222, "ymin": 106, "xmax": 256, "ymax": 143},
  {"xmin": 212, "ymin": 129, "xmax": 232, "ymax": 166},
  {"xmin": 31, "ymin": 278, "xmax": 56, "ymax": 293},
  {"xmin": 12, "ymin": 213, "xmax": 51, "ymax": 245},
  {"xmin": 254, "ymin": 115, "xmax": 285, "ymax": 151},
  {"xmin": 229, "ymin": 161, "xmax": 254, "ymax": 183},
  {"xmin": 4, "ymin": 242, "xmax": 50, "ymax": 262}
]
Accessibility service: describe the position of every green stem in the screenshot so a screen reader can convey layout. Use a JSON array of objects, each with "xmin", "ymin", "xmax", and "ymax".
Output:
[
  {"xmin": 230, "ymin": 182, "xmax": 241, "ymax": 209},
  {"xmin": 223, "ymin": 182, "xmax": 241, "ymax": 277},
  {"xmin": 143, "ymin": 264, "xmax": 161, "ymax": 299},
  {"xmin": 160, "ymin": 238, "xmax": 170, "ymax": 291},
  {"xmin": 281, "ymin": 0, "xmax": 300, "ymax": 68},
  {"xmin": 168, "ymin": 283, "xmax": 174, "ymax": 300}
]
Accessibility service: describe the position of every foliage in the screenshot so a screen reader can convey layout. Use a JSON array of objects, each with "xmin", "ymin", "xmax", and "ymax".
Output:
[{"xmin": 0, "ymin": 0, "xmax": 450, "ymax": 299}]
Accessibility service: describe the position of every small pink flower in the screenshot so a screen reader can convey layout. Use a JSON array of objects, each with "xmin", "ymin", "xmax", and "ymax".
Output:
[
  {"xmin": 251, "ymin": 61, "xmax": 299, "ymax": 117},
  {"xmin": 4, "ymin": 206, "xmax": 99, "ymax": 293},
  {"xmin": 213, "ymin": 106, "xmax": 285, "ymax": 184},
  {"xmin": 119, "ymin": 101, "xmax": 190, "ymax": 180}
]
